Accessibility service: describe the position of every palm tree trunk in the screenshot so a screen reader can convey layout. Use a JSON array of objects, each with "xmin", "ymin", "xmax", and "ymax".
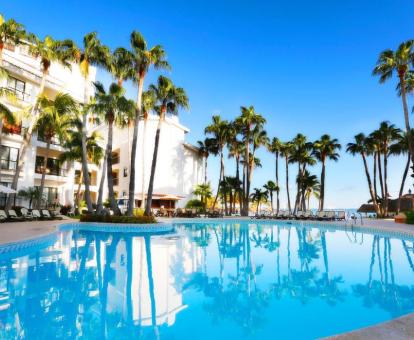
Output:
[
  {"xmin": 294, "ymin": 163, "xmax": 301, "ymax": 213},
  {"xmin": 373, "ymin": 152, "xmax": 378, "ymax": 200},
  {"xmin": 285, "ymin": 156, "xmax": 291, "ymax": 213},
  {"xmin": 145, "ymin": 115, "xmax": 163, "ymax": 216},
  {"xmin": 377, "ymin": 152, "xmax": 385, "ymax": 206},
  {"xmin": 37, "ymin": 140, "xmax": 50, "ymax": 208},
  {"xmin": 397, "ymin": 153, "xmax": 410, "ymax": 213},
  {"xmin": 361, "ymin": 152, "xmax": 381, "ymax": 216},
  {"xmin": 106, "ymin": 119, "xmax": 121, "ymax": 215},
  {"xmin": 96, "ymin": 152, "xmax": 107, "ymax": 214},
  {"xmin": 128, "ymin": 75, "xmax": 144, "ymax": 216},
  {"xmin": 319, "ymin": 160, "xmax": 326, "ymax": 211},
  {"xmin": 81, "ymin": 112, "xmax": 94, "ymax": 212},
  {"xmin": 212, "ymin": 149, "xmax": 224, "ymax": 210},
  {"xmin": 204, "ymin": 156, "xmax": 208, "ymax": 184},
  {"xmin": 144, "ymin": 236, "xmax": 157, "ymax": 330},
  {"xmin": 75, "ymin": 171, "xmax": 83, "ymax": 213},
  {"xmin": 6, "ymin": 71, "xmax": 48, "ymax": 210},
  {"xmin": 275, "ymin": 151, "xmax": 280, "ymax": 213},
  {"xmin": 244, "ymin": 133, "xmax": 250, "ymax": 216},
  {"xmin": 399, "ymin": 74, "xmax": 414, "ymax": 167},
  {"xmin": 0, "ymin": 120, "xmax": 3, "ymax": 182},
  {"xmin": 384, "ymin": 147, "xmax": 389, "ymax": 216},
  {"xmin": 140, "ymin": 118, "xmax": 148, "ymax": 209}
]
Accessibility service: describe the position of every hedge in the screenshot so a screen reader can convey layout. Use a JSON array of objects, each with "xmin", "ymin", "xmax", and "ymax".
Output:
[
  {"xmin": 404, "ymin": 211, "xmax": 414, "ymax": 225},
  {"xmin": 80, "ymin": 214, "xmax": 156, "ymax": 224}
]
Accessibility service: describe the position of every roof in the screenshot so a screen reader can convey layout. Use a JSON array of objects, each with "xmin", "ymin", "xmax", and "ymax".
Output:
[{"xmin": 183, "ymin": 142, "xmax": 201, "ymax": 154}]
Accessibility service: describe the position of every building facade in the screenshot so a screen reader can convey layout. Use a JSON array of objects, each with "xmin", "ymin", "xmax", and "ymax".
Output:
[{"xmin": 1, "ymin": 43, "xmax": 204, "ymax": 210}]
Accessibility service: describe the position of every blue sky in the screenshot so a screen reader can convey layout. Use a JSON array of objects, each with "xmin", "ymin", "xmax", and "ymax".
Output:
[{"xmin": 3, "ymin": 0, "xmax": 414, "ymax": 208}]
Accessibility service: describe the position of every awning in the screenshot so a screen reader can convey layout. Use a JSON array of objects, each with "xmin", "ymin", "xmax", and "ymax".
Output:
[
  {"xmin": 0, "ymin": 185, "xmax": 16, "ymax": 194},
  {"xmin": 160, "ymin": 194, "xmax": 184, "ymax": 200}
]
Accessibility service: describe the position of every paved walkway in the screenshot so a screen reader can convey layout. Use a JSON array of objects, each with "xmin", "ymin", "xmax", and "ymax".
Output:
[
  {"xmin": 0, "ymin": 217, "xmax": 75, "ymax": 246},
  {"xmin": 0, "ymin": 216, "xmax": 413, "ymax": 339}
]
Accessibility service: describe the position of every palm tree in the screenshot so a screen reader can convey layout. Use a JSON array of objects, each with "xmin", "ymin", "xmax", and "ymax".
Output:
[
  {"xmin": 268, "ymin": 137, "xmax": 283, "ymax": 213},
  {"xmin": 236, "ymin": 106, "xmax": 266, "ymax": 216},
  {"xmin": 92, "ymin": 82, "xmax": 135, "ymax": 215},
  {"xmin": 197, "ymin": 138, "xmax": 218, "ymax": 185},
  {"xmin": 390, "ymin": 130, "xmax": 413, "ymax": 213},
  {"xmin": 35, "ymin": 93, "xmax": 76, "ymax": 207},
  {"xmin": 299, "ymin": 170, "xmax": 320, "ymax": 210},
  {"xmin": 7, "ymin": 35, "xmax": 74, "ymax": 210},
  {"xmin": 346, "ymin": 133, "xmax": 380, "ymax": 216},
  {"xmin": 280, "ymin": 141, "xmax": 293, "ymax": 213},
  {"xmin": 0, "ymin": 14, "xmax": 26, "ymax": 66},
  {"xmin": 110, "ymin": 47, "xmax": 134, "ymax": 86},
  {"xmin": 263, "ymin": 180, "xmax": 277, "ymax": 213},
  {"xmin": 250, "ymin": 126, "xmax": 269, "ymax": 185},
  {"xmin": 139, "ymin": 90, "xmax": 156, "ymax": 209},
  {"xmin": 127, "ymin": 31, "xmax": 170, "ymax": 216},
  {"xmin": 290, "ymin": 134, "xmax": 315, "ymax": 212},
  {"xmin": 144, "ymin": 76, "xmax": 188, "ymax": 216},
  {"xmin": 227, "ymin": 133, "xmax": 244, "ymax": 210},
  {"xmin": 374, "ymin": 121, "xmax": 402, "ymax": 215},
  {"xmin": 313, "ymin": 134, "xmax": 341, "ymax": 211},
  {"xmin": 17, "ymin": 186, "xmax": 43, "ymax": 209},
  {"xmin": 373, "ymin": 40, "xmax": 414, "ymax": 166},
  {"xmin": 193, "ymin": 183, "xmax": 213, "ymax": 212},
  {"xmin": 60, "ymin": 129, "xmax": 103, "ymax": 213},
  {"xmin": 73, "ymin": 32, "xmax": 110, "ymax": 213},
  {"xmin": 205, "ymin": 115, "xmax": 231, "ymax": 209},
  {"xmin": 250, "ymin": 188, "xmax": 268, "ymax": 215}
]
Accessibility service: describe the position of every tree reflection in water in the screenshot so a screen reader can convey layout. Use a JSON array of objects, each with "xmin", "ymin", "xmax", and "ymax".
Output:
[{"xmin": 1, "ymin": 224, "xmax": 414, "ymax": 338}]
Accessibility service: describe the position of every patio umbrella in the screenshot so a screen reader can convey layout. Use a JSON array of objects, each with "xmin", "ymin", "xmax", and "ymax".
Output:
[{"xmin": 0, "ymin": 185, "xmax": 16, "ymax": 194}]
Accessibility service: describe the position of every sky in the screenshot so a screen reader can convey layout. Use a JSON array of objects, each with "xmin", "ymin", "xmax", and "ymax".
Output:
[{"xmin": 3, "ymin": 0, "xmax": 414, "ymax": 208}]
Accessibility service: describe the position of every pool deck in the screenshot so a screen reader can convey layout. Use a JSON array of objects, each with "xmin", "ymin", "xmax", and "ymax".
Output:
[{"xmin": 0, "ymin": 216, "xmax": 413, "ymax": 339}]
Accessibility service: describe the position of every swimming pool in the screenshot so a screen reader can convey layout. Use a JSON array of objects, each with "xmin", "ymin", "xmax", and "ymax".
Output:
[{"xmin": 0, "ymin": 220, "xmax": 413, "ymax": 339}]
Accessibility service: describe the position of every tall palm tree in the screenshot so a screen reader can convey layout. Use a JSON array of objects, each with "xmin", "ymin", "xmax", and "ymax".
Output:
[
  {"xmin": 0, "ymin": 14, "xmax": 26, "ymax": 66},
  {"xmin": 127, "ymin": 31, "xmax": 170, "ymax": 216},
  {"xmin": 144, "ymin": 76, "xmax": 188, "ymax": 216},
  {"xmin": 236, "ymin": 106, "xmax": 266, "ymax": 216},
  {"xmin": 313, "ymin": 134, "xmax": 341, "ymax": 211},
  {"xmin": 389, "ymin": 130, "xmax": 413, "ymax": 213},
  {"xmin": 35, "ymin": 93, "xmax": 76, "ymax": 207},
  {"xmin": 268, "ymin": 137, "xmax": 283, "ymax": 213},
  {"xmin": 250, "ymin": 126, "xmax": 269, "ymax": 185},
  {"xmin": 280, "ymin": 141, "xmax": 293, "ymax": 213},
  {"xmin": 7, "ymin": 35, "xmax": 74, "ymax": 210},
  {"xmin": 263, "ymin": 180, "xmax": 277, "ymax": 213},
  {"xmin": 347, "ymin": 133, "xmax": 380, "ymax": 216},
  {"xmin": 373, "ymin": 40, "xmax": 414, "ymax": 166},
  {"xmin": 193, "ymin": 183, "xmax": 212, "ymax": 212},
  {"xmin": 72, "ymin": 32, "xmax": 110, "ymax": 213},
  {"xmin": 139, "ymin": 90, "xmax": 156, "ymax": 209},
  {"xmin": 205, "ymin": 115, "xmax": 231, "ymax": 209},
  {"xmin": 92, "ymin": 82, "xmax": 135, "ymax": 215}
]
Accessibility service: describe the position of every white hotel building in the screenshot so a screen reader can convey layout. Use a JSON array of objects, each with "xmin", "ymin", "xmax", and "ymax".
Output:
[{"xmin": 0, "ymin": 43, "xmax": 204, "ymax": 209}]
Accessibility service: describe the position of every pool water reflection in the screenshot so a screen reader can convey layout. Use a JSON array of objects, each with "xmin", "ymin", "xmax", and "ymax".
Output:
[{"xmin": 1, "ymin": 222, "xmax": 414, "ymax": 339}]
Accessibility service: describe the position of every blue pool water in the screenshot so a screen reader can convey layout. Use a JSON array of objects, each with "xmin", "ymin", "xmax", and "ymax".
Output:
[{"xmin": 1, "ymin": 221, "xmax": 414, "ymax": 339}]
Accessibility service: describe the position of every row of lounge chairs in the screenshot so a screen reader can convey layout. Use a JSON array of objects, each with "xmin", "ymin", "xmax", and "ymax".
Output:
[
  {"xmin": 0, "ymin": 208, "xmax": 65, "ymax": 222},
  {"xmin": 252, "ymin": 210, "xmax": 347, "ymax": 221}
]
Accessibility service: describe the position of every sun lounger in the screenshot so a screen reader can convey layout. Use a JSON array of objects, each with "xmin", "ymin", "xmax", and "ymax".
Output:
[
  {"xmin": 20, "ymin": 208, "xmax": 34, "ymax": 220},
  {"xmin": 41, "ymin": 210, "xmax": 54, "ymax": 220},
  {"xmin": 0, "ymin": 210, "xmax": 7, "ymax": 222},
  {"xmin": 31, "ymin": 209, "xmax": 42, "ymax": 219},
  {"xmin": 50, "ymin": 210, "xmax": 64, "ymax": 220},
  {"xmin": 336, "ymin": 211, "xmax": 346, "ymax": 221},
  {"xmin": 8, "ymin": 210, "xmax": 24, "ymax": 221}
]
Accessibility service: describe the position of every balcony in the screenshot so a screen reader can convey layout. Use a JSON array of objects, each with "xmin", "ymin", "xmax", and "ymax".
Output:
[
  {"xmin": 37, "ymin": 134, "xmax": 61, "ymax": 146},
  {"xmin": 35, "ymin": 166, "xmax": 68, "ymax": 177},
  {"xmin": 2, "ymin": 123, "xmax": 26, "ymax": 137},
  {"xmin": 111, "ymin": 152, "xmax": 120, "ymax": 165}
]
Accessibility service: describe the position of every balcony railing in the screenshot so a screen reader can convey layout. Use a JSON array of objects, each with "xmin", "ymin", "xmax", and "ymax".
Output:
[
  {"xmin": 35, "ymin": 166, "xmax": 68, "ymax": 177},
  {"xmin": 37, "ymin": 135, "xmax": 61, "ymax": 146},
  {"xmin": 2, "ymin": 123, "xmax": 27, "ymax": 137},
  {"xmin": 1, "ymin": 159, "xmax": 17, "ymax": 171},
  {"xmin": 112, "ymin": 154, "xmax": 120, "ymax": 164},
  {"xmin": 7, "ymin": 87, "xmax": 31, "ymax": 103}
]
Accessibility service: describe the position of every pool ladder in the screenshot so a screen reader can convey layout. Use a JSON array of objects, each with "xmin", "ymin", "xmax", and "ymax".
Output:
[{"xmin": 347, "ymin": 212, "xmax": 363, "ymax": 226}]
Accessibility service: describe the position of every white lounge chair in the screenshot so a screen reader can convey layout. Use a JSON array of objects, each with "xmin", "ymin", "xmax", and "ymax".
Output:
[
  {"xmin": 8, "ymin": 210, "xmax": 23, "ymax": 221},
  {"xmin": 20, "ymin": 208, "xmax": 34, "ymax": 220},
  {"xmin": 0, "ymin": 210, "xmax": 7, "ymax": 222},
  {"xmin": 41, "ymin": 210, "xmax": 53, "ymax": 220},
  {"xmin": 31, "ymin": 209, "xmax": 42, "ymax": 219}
]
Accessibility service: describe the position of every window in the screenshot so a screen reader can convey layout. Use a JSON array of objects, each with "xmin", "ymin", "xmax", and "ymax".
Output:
[
  {"xmin": 0, "ymin": 182, "xmax": 11, "ymax": 207},
  {"xmin": 35, "ymin": 186, "xmax": 58, "ymax": 205},
  {"xmin": 7, "ymin": 76, "xmax": 29, "ymax": 101},
  {"xmin": 0, "ymin": 146, "xmax": 19, "ymax": 170},
  {"xmin": 112, "ymin": 172, "xmax": 119, "ymax": 186},
  {"xmin": 35, "ymin": 156, "xmax": 67, "ymax": 176},
  {"xmin": 111, "ymin": 151, "xmax": 120, "ymax": 164},
  {"xmin": 123, "ymin": 167, "xmax": 128, "ymax": 177}
]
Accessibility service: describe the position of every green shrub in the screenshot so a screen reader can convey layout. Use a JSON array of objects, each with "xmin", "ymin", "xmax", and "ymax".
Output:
[
  {"xmin": 185, "ymin": 199, "xmax": 203, "ymax": 209},
  {"xmin": 404, "ymin": 211, "xmax": 414, "ymax": 224},
  {"xmin": 133, "ymin": 208, "xmax": 144, "ymax": 217},
  {"xmin": 80, "ymin": 214, "xmax": 156, "ymax": 224}
]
